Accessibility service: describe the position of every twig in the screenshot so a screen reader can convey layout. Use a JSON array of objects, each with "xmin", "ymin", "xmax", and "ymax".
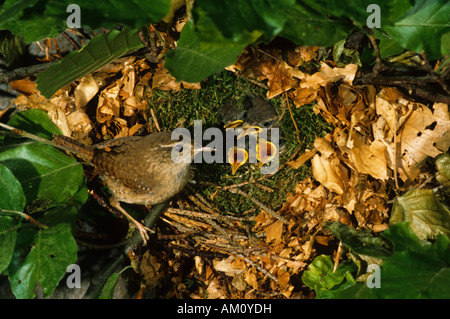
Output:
[
  {"xmin": 0, "ymin": 209, "xmax": 48, "ymax": 230},
  {"xmin": 419, "ymin": 51, "xmax": 450, "ymax": 95},
  {"xmin": 0, "ymin": 62, "xmax": 54, "ymax": 84},
  {"xmin": 82, "ymin": 201, "xmax": 168, "ymax": 299},
  {"xmin": 149, "ymin": 108, "xmax": 161, "ymax": 132},
  {"xmin": 0, "ymin": 122, "xmax": 66, "ymax": 150},
  {"xmin": 333, "ymin": 241, "xmax": 343, "ymax": 273},
  {"xmin": 237, "ymin": 254, "xmax": 279, "ymax": 283},
  {"xmin": 61, "ymin": 31, "xmax": 81, "ymax": 50},
  {"xmin": 227, "ymin": 188, "xmax": 288, "ymax": 224},
  {"xmin": 285, "ymin": 92, "xmax": 301, "ymax": 146}
]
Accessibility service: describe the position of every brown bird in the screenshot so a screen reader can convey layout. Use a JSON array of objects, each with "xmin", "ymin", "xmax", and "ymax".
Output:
[{"xmin": 52, "ymin": 132, "xmax": 209, "ymax": 244}]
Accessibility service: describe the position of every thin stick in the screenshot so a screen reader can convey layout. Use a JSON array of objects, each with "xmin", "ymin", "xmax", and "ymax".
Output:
[
  {"xmin": 0, "ymin": 209, "xmax": 48, "ymax": 229},
  {"xmin": 0, "ymin": 62, "xmax": 53, "ymax": 84},
  {"xmin": 285, "ymin": 92, "xmax": 302, "ymax": 146},
  {"xmin": 150, "ymin": 108, "xmax": 161, "ymax": 132},
  {"xmin": 237, "ymin": 254, "xmax": 279, "ymax": 283},
  {"xmin": 333, "ymin": 241, "xmax": 343, "ymax": 273},
  {"xmin": 0, "ymin": 122, "xmax": 83, "ymax": 156},
  {"xmin": 61, "ymin": 31, "xmax": 81, "ymax": 50},
  {"xmin": 228, "ymin": 188, "xmax": 288, "ymax": 224}
]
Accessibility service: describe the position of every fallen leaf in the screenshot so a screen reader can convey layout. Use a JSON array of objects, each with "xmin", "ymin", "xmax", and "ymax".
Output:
[{"xmin": 265, "ymin": 219, "xmax": 284, "ymax": 244}]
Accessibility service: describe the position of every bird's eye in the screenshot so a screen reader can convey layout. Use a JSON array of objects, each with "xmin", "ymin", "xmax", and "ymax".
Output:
[
  {"xmin": 262, "ymin": 121, "xmax": 273, "ymax": 128},
  {"xmin": 174, "ymin": 144, "xmax": 184, "ymax": 152}
]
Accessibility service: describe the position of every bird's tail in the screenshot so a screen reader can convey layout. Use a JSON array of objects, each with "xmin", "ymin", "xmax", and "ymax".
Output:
[
  {"xmin": 0, "ymin": 121, "xmax": 93, "ymax": 161},
  {"xmin": 52, "ymin": 135, "xmax": 94, "ymax": 161}
]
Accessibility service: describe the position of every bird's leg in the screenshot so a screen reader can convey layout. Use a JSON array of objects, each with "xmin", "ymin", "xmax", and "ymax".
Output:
[{"xmin": 109, "ymin": 197, "xmax": 151, "ymax": 245}]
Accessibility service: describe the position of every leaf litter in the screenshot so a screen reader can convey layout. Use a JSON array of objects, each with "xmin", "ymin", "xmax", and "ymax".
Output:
[{"xmin": 8, "ymin": 20, "xmax": 450, "ymax": 299}]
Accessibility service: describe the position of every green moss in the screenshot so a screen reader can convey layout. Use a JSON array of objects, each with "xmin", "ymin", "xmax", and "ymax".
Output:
[{"xmin": 146, "ymin": 70, "xmax": 331, "ymax": 215}]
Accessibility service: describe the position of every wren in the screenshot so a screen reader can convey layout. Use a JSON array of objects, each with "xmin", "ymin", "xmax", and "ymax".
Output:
[{"xmin": 53, "ymin": 132, "xmax": 206, "ymax": 243}]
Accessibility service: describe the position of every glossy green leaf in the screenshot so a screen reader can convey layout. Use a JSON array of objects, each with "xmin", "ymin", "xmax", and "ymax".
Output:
[
  {"xmin": 326, "ymin": 221, "xmax": 393, "ymax": 258},
  {"xmin": 1, "ymin": 111, "xmax": 85, "ymax": 205},
  {"xmin": 98, "ymin": 266, "xmax": 132, "ymax": 299},
  {"xmin": 316, "ymin": 281, "xmax": 378, "ymax": 299},
  {"xmin": 0, "ymin": 0, "xmax": 64, "ymax": 43},
  {"xmin": 0, "ymin": 142, "xmax": 84, "ymax": 205},
  {"xmin": 0, "ymin": 216, "xmax": 18, "ymax": 274},
  {"xmin": 301, "ymin": 255, "xmax": 357, "ymax": 291},
  {"xmin": 0, "ymin": 163, "xmax": 26, "ymax": 212},
  {"xmin": 165, "ymin": 20, "xmax": 251, "ymax": 83},
  {"xmin": 379, "ymin": 38, "xmax": 406, "ymax": 59},
  {"xmin": 390, "ymin": 188, "xmax": 450, "ymax": 240},
  {"xmin": 0, "ymin": 163, "xmax": 25, "ymax": 273},
  {"xmin": 8, "ymin": 223, "xmax": 78, "ymax": 299},
  {"xmin": 279, "ymin": 2, "xmax": 351, "ymax": 46},
  {"xmin": 7, "ymin": 109, "xmax": 62, "ymax": 140},
  {"xmin": 379, "ymin": 223, "xmax": 450, "ymax": 298},
  {"xmin": 442, "ymin": 32, "xmax": 450, "ymax": 56},
  {"xmin": 384, "ymin": 0, "xmax": 450, "ymax": 59},
  {"xmin": 436, "ymin": 153, "xmax": 450, "ymax": 185},
  {"xmin": 196, "ymin": 0, "xmax": 295, "ymax": 43},
  {"xmin": 0, "ymin": 0, "xmax": 171, "ymax": 43},
  {"xmin": 36, "ymin": 28, "xmax": 145, "ymax": 98}
]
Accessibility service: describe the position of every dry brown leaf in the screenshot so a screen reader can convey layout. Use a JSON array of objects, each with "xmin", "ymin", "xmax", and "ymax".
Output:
[
  {"xmin": 152, "ymin": 67, "xmax": 181, "ymax": 91},
  {"xmin": 213, "ymin": 256, "xmax": 244, "ymax": 276},
  {"xmin": 182, "ymin": 81, "xmax": 201, "ymax": 90},
  {"xmin": 347, "ymin": 134, "xmax": 389, "ymax": 180},
  {"xmin": 231, "ymin": 274, "xmax": 247, "ymax": 291},
  {"xmin": 287, "ymin": 148, "xmax": 317, "ymax": 169},
  {"xmin": 311, "ymin": 154, "xmax": 347, "ymax": 195},
  {"xmin": 265, "ymin": 219, "xmax": 284, "ymax": 244},
  {"xmin": 375, "ymin": 88, "xmax": 450, "ymax": 181},
  {"xmin": 74, "ymin": 74, "xmax": 99, "ymax": 108},
  {"xmin": 205, "ymin": 279, "xmax": 227, "ymax": 299},
  {"xmin": 9, "ymin": 78, "xmax": 37, "ymax": 95},
  {"xmin": 244, "ymin": 270, "xmax": 258, "ymax": 289},
  {"xmin": 263, "ymin": 61, "xmax": 298, "ymax": 99},
  {"xmin": 66, "ymin": 110, "xmax": 92, "ymax": 140},
  {"xmin": 288, "ymin": 46, "xmax": 319, "ymax": 66}
]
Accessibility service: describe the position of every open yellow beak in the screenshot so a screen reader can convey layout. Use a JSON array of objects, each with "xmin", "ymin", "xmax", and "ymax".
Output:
[
  {"xmin": 227, "ymin": 147, "xmax": 248, "ymax": 175},
  {"xmin": 236, "ymin": 125, "xmax": 263, "ymax": 139},
  {"xmin": 224, "ymin": 120, "xmax": 244, "ymax": 130},
  {"xmin": 256, "ymin": 139, "xmax": 277, "ymax": 167}
]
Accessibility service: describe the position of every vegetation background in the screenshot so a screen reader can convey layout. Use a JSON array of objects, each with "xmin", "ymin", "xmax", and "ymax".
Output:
[{"xmin": 0, "ymin": 0, "xmax": 449, "ymax": 299}]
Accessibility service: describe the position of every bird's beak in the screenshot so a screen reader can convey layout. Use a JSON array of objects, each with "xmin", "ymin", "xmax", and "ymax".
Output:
[
  {"xmin": 236, "ymin": 125, "xmax": 263, "ymax": 139},
  {"xmin": 224, "ymin": 120, "xmax": 244, "ymax": 130},
  {"xmin": 227, "ymin": 147, "xmax": 248, "ymax": 175},
  {"xmin": 193, "ymin": 145, "xmax": 214, "ymax": 152},
  {"xmin": 256, "ymin": 139, "xmax": 277, "ymax": 167}
]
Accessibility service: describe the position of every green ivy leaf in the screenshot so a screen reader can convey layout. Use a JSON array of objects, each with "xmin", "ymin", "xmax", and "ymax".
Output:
[
  {"xmin": 0, "ymin": 0, "xmax": 171, "ymax": 43},
  {"xmin": 384, "ymin": 0, "xmax": 450, "ymax": 59},
  {"xmin": 7, "ymin": 109, "xmax": 62, "ymax": 139},
  {"xmin": 379, "ymin": 223, "xmax": 450, "ymax": 298},
  {"xmin": 316, "ymin": 281, "xmax": 378, "ymax": 299},
  {"xmin": 36, "ymin": 27, "xmax": 145, "ymax": 98},
  {"xmin": 301, "ymin": 255, "xmax": 357, "ymax": 291},
  {"xmin": 390, "ymin": 188, "xmax": 450, "ymax": 240},
  {"xmin": 0, "ymin": 216, "xmax": 18, "ymax": 274},
  {"xmin": 0, "ymin": 110, "xmax": 86, "ymax": 205},
  {"xmin": 279, "ymin": 2, "xmax": 351, "ymax": 46},
  {"xmin": 98, "ymin": 266, "xmax": 132, "ymax": 299},
  {"xmin": 165, "ymin": 20, "xmax": 252, "ymax": 83},
  {"xmin": 8, "ymin": 223, "xmax": 78, "ymax": 299},
  {"xmin": 325, "ymin": 221, "xmax": 393, "ymax": 258},
  {"xmin": 0, "ymin": 163, "xmax": 25, "ymax": 274}
]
